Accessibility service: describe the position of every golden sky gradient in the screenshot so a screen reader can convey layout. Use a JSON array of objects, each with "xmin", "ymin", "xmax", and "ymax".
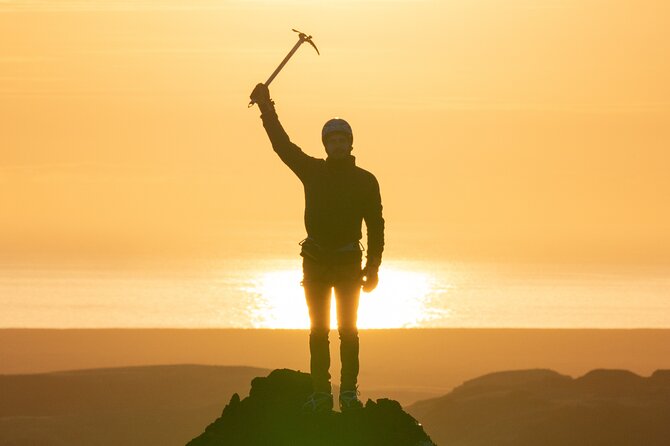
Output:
[{"xmin": 2, "ymin": 0, "xmax": 669, "ymax": 264}]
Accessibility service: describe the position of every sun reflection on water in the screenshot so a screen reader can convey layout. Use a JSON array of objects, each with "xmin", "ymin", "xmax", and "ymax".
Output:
[{"xmin": 244, "ymin": 266, "xmax": 446, "ymax": 329}]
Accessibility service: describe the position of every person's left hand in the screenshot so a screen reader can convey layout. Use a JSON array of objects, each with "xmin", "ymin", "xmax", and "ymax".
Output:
[{"xmin": 361, "ymin": 266, "xmax": 379, "ymax": 293}]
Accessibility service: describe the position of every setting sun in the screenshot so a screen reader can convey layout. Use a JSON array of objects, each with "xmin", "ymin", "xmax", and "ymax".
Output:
[{"xmin": 245, "ymin": 265, "xmax": 445, "ymax": 329}]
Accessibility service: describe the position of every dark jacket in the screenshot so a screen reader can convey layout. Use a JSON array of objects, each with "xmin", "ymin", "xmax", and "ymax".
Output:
[{"xmin": 260, "ymin": 107, "xmax": 384, "ymax": 266}]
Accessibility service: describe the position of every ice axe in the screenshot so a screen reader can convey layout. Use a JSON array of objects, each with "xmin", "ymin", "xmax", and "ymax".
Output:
[{"xmin": 248, "ymin": 29, "xmax": 320, "ymax": 107}]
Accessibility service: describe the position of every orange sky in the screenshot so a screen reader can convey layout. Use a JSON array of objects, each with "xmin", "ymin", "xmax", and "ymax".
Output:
[{"xmin": 2, "ymin": 0, "xmax": 669, "ymax": 264}]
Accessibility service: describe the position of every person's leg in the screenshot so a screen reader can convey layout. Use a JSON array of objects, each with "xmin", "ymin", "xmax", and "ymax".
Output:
[
  {"xmin": 334, "ymin": 263, "xmax": 362, "ymax": 392},
  {"xmin": 302, "ymin": 259, "xmax": 333, "ymax": 394}
]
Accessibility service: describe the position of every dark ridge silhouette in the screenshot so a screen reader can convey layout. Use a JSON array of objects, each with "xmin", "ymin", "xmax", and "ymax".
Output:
[
  {"xmin": 187, "ymin": 369, "xmax": 435, "ymax": 446},
  {"xmin": 5, "ymin": 365, "xmax": 669, "ymax": 445},
  {"xmin": 408, "ymin": 368, "xmax": 670, "ymax": 446},
  {"xmin": 0, "ymin": 364, "xmax": 269, "ymax": 446},
  {"xmin": 651, "ymin": 369, "xmax": 670, "ymax": 383}
]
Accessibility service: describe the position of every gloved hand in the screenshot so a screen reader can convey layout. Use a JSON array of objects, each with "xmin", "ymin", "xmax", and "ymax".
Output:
[
  {"xmin": 361, "ymin": 265, "xmax": 379, "ymax": 293},
  {"xmin": 249, "ymin": 83, "xmax": 273, "ymax": 106}
]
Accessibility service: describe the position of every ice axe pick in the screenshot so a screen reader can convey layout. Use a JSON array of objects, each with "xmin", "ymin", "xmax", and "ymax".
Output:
[{"xmin": 248, "ymin": 29, "xmax": 320, "ymax": 107}]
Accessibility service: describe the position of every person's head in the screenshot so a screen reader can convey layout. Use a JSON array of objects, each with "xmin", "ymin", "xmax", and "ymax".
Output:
[{"xmin": 322, "ymin": 118, "xmax": 353, "ymax": 159}]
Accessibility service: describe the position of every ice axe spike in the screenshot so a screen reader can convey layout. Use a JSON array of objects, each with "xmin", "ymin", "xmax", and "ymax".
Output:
[{"xmin": 248, "ymin": 29, "xmax": 319, "ymax": 108}]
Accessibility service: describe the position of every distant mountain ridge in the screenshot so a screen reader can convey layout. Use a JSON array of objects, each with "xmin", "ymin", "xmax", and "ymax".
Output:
[
  {"xmin": 0, "ymin": 364, "xmax": 269, "ymax": 446},
  {"xmin": 407, "ymin": 368, "xmax": 670, "ymax": 446},
  {"xmin": 3, "ymin": 365, "xmax": 670, "ymax": 445}
]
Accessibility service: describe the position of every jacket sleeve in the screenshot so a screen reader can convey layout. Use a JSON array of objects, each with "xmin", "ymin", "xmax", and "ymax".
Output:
[
  {"xmin": 363, "ymin": 175, "xmax": 385, "ymax": 267},
  {"xmin": 260, "ymin": 106, "xmax": 319, "ymax": 182}
]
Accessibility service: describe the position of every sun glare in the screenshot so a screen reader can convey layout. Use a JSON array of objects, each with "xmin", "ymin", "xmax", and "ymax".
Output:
[{"xmin": 245, "ymin": 266, "xmax": 444, "ymax": 329}]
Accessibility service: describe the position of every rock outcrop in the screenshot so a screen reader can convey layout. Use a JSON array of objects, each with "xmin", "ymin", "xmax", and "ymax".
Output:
[{"xmin": 188, "ymin": 369, "xmax": 435, "ymax": 446}]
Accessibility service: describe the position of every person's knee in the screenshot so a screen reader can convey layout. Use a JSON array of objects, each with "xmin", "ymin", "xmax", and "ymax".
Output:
[
  {"xmin": 310, "ymin": 326, "xmax": 330, "ymax": 340},
  {"xmin": 338, "ymin": 326, "xmax": 358, "ymax": 342}
]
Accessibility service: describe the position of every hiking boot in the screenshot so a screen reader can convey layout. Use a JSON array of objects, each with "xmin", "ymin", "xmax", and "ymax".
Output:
[
  {"xmin": 339, "ymin": 389, "xmax": 363, "ymax": 412},
  {"xmin": 302, "ymin": 392, "xmax": 333, "ymax": 413}
]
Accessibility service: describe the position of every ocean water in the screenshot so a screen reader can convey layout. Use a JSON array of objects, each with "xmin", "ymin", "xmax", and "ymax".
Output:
[{"xmin": 1, "ymin": 259, "xmax": 669, "ymax": 329}]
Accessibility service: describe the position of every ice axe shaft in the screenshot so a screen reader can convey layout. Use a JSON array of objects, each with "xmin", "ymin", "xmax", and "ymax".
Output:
[{"xmin": 249, "ymin": 29, "xmax": 319, "ymax": 107}]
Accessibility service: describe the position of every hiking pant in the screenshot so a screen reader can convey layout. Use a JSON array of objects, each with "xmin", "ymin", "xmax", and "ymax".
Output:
[{"xmin": 302, "ymin": 256, "xmax": 362, "ymax": 394}]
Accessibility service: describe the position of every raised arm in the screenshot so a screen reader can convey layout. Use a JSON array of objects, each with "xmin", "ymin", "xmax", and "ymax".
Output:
[{"xmin": 250, "ymin": 83, "xmax": 319, "ymax": 181}]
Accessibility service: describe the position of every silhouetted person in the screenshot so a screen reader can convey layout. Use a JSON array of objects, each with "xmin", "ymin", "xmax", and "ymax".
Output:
[{"xmin": 250, "ymin": 84, "xmax": 385, "ymax": 413}]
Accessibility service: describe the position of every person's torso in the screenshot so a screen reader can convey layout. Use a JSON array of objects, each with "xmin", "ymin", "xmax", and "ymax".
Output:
[{"xmin": 302, "ymin": 157, "xmax": 373, "ymax": 250}]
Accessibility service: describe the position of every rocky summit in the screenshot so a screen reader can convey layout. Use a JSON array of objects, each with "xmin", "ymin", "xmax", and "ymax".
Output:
[{"xmin": 187, "ymin": 369, "xmax": 435, "ymax": 446}]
